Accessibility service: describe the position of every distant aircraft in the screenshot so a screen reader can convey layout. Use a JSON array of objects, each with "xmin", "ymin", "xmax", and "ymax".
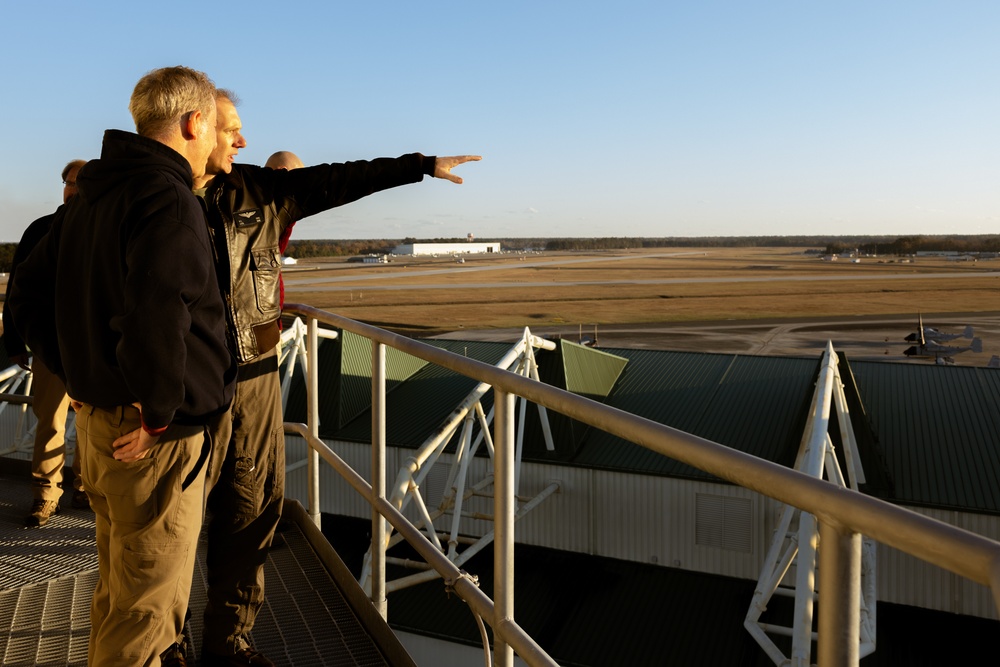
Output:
[
  {"xmin": 903, "ymin": 314, "xmax": 982, "ymax": 363},
  {"xmin": 903, "ymin": 317, "xmax": 974, "ymax": 344}
]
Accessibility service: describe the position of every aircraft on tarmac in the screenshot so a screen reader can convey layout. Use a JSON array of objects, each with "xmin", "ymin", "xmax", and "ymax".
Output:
[
  {"xmin": 903, "ymin": 314, "xmax": 982, "ymax": 363},
  {"xmin": 904, "ymin": 321, "xmax": 974, "ymax": 344}
]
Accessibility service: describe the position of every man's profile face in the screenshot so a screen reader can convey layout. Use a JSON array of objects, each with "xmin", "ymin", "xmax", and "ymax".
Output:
[
  {"xmin": 62, "ymin": 165, "xmax": 81, "ymax": 204},
  {"xmin": 205, "ymin": 96, "xmax": 246, "ymax": 178}
]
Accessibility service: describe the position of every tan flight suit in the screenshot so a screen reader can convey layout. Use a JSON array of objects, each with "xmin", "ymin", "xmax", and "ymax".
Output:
[{"xmin": 29, "ymin": 359, "xmax": 82, "ymax": 502}]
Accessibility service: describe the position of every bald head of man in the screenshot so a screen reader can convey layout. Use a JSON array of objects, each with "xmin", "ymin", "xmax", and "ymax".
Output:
[{"xmin": 264, "ymin": 150, "xmax": 304, "ymax": 171}]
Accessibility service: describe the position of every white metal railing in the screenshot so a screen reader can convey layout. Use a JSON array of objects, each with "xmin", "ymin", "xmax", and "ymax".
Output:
[
  {"xmin": 0, "ymin": 364, "xmax": 35, "ymax": 455},
  {"xmin": 3, "ymin": 306, "xmax": 999, "ymax": 665},
  {"xmin": 282, "ymin": 303, "xmax": 1000, "ymax": 667},
  {"xmin": 0, "ymin": 363, "xmax": 77, "ymax": 456}
]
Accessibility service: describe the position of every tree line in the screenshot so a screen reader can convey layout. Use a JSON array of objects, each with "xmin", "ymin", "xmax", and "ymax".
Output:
[
  {"xmin": 823, "ymin": 235, "xmax": 1000, "ymax": 255},
  {"xmin": 543, "ymin": 235, "xmax": 1000, "ymax": 253}
]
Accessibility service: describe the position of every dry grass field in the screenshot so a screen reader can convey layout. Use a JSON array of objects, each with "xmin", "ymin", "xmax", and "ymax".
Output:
[{"xmin": 284, "ymin": 247, "xmax": 998, "ymax": 328}]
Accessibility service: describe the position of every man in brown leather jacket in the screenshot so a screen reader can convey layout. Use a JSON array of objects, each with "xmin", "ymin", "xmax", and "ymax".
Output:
[{"xmin": 192, "ymin": 88, "xmax": 478, "ymax": 667}]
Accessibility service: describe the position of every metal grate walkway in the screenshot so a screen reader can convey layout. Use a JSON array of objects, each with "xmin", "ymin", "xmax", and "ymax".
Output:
[{"xmin": 0, "ymin": 462, "xmax": 415, "ymax": 667}]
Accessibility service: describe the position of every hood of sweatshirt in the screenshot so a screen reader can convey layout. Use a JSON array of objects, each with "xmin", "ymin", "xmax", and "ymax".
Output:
[{"xmin": 76, "ymin": 129, "xmax": 193, "ymax": 204}]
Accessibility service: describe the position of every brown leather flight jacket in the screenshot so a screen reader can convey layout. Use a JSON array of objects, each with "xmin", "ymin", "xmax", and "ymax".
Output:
[{"xmin": 203, "ymin": 154, "xmax": 435, "ymax": 363}]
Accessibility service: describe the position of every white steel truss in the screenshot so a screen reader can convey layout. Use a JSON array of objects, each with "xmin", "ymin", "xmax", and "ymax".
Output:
[
  {"xmin": 745, "ymin": 342, "xmax": 877, "ymax": 666},
  {"xmin": 359, "ymin": 327, "xmax": 561, "ymax": 594},
  {"xmin": 0, "ymin": 364, "xmax": 33, "ymax": 455},
  {"xmin": 278, "ymin": 316, "xmax": 340, "ymax": 412}
]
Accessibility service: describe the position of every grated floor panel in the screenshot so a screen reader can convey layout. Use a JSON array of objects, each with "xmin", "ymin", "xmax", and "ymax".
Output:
[{"xmin": 0, "ymin": 466, "xmax": 401, "ymax": 666}]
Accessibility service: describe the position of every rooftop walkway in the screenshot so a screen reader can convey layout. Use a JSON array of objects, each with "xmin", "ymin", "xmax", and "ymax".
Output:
[{"xmin": 0, "ymin": 458, "xmax": 415, "ymax": 667}]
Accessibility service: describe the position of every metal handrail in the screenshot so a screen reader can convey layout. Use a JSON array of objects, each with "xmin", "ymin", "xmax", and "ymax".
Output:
[
  {"xmin": 283, "ymin": 303, "xmax": 1000, "ymax": 667},
  {"xmin": 283, "ymin": 421, "xmax": 553, "ymax": 666}
]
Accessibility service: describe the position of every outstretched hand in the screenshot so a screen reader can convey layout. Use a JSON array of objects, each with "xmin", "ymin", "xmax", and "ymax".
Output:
[{"xmin": 434, "ymin": 155, "xmax": 482, "ymax": 184}]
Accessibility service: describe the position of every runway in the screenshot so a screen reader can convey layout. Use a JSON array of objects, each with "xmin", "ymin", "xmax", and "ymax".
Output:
[{"xmin": 283, "ymin": 251, "xmax": 701, "ymax": 284}]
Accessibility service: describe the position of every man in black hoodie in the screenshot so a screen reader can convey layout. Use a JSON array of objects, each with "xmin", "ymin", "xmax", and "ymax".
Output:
[{"xmin": 9, "ymin": 66, "xmax": 236, "ymax": 667}]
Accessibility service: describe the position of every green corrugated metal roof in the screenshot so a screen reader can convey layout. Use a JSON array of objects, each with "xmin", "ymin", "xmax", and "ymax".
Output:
[
  {"xmin": 282, "ymin": 330, "xmax": 340, "ymax": 428},
  {"xmin": 339, "ymin": 330, "xmax": 429, "ymax": 428},
  {"xmin": 849, "ymin": 360, "xmax": 1000, "ymax": 513},
  {"xmin": 574, "ymin": 352, "xmax": 817, "ymax": 480}
]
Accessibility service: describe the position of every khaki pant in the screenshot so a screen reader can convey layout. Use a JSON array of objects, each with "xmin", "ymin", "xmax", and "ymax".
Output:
[
  {"xmin": 202, "ymin": 347, "xmax": 285, "ymax": 655},
  {"xmin": 29, "ymin": 359, "xmax": 80, "ymax": 502},
  {"xmin": 77, "ymin": 404, "xmax": 209, "ymax": 666}
]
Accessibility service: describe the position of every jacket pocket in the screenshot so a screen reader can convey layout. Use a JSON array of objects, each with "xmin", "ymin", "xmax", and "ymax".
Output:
[{"xmin": 250, "ymin": 245, "xmax": 281, "ymax": 317}]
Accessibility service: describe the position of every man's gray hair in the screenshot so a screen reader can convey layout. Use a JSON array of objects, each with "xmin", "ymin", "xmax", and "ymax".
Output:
[
  {"xmin": 129, "ymin": 66, "xmax": 216, "ymax": 139},
  {"xmin": 216, "ymin": 88, "xmax": 241, "ymax": 106}
]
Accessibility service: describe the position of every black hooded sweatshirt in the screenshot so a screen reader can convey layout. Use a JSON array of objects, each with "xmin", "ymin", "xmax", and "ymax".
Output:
[{"xmin": 9, "ymin": 129, "xmax": 236, "ymax": 429}]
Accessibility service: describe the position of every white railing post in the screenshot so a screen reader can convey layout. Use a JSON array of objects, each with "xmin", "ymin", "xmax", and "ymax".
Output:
[
  {"xmin": 818, "ymin": 520, "xmax": 862, "ymax": 667},
  {"xmin": 372, "ymin": 341, "xmax": 388, "ymax": 619},
  {"xmin": 494, "ymin": 388, "xmax": 516, "ymax": 667},
  {"xmin": 307, "ymin": 316, "xmax": 321, "ymax": 527}
]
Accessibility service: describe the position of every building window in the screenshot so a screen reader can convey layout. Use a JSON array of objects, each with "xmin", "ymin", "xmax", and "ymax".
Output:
[{"xmin": 695, "ymin": 493, "xmax": 753, "ymax": 553}]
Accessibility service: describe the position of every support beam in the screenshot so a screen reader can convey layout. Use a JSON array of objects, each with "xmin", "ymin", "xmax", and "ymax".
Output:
[
  {"xmin": 818, "ymin": 520, "xmax": 862, "ymax": 667},
  {"xmin": 372, "ymin": 342, "xmax": 387, "ymax": 619},
  {"xmin": 494, "ymin": 389, "xmax": 516, "ymax": 667},
  {"xmin": 307, "ymin": 317, "xmax": 320, "ymax": 528}
]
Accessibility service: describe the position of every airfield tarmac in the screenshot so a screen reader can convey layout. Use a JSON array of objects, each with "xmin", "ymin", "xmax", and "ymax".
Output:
[{"xmin": 432, "ymin": 312, "xmax": 1000, "ymax": 366}]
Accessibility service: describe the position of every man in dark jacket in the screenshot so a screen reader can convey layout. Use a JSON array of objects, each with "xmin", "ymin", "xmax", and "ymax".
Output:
[
  {"xmin": 190, "ymin": 89, "xmax": 478, "ymax": 667},
  {"xmin": 3, "ymin": 159, "xmax": 89, "ymax": 525},
  {"xmin": 9, "ymin": 66, "xmax": 236, "ymax": 667}
]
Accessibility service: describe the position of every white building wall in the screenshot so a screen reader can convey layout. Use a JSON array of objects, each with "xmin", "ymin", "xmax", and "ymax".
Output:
[
  {"xmin": 589, "ymin": 471, "xmax": 766, "ymax": 578},
  {"xmin": 393, "ymin": 242, "xmax": 500, "ymax": 256},
  {"xmin": 284, "ymin": 437, "xmax": 1000, "ymax": 621},
  {"xmin": 875, "ymin": 507, "xmax": 999, "ymax": 619}
]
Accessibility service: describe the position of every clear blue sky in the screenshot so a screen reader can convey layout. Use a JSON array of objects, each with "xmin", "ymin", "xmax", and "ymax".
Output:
[{"xmin": 1, "ymin": 1, "xmax": 998, "ymax": 241}]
